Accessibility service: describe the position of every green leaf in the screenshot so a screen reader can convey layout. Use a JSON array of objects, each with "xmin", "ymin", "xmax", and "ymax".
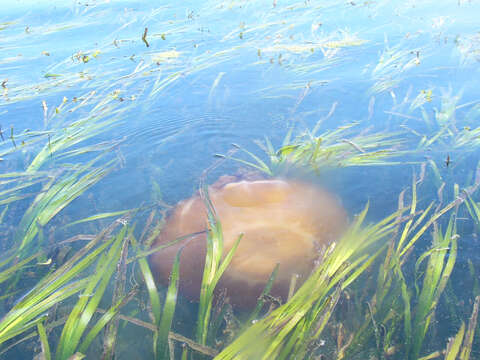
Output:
[{"xmin": 156, "ymin": 249, "xmax": 181, "ymax": 359}]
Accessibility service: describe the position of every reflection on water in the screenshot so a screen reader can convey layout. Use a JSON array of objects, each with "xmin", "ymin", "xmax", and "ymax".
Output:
[{"xmin": 1, "ymin": 0, "xmax": 480, "ymax": 359}]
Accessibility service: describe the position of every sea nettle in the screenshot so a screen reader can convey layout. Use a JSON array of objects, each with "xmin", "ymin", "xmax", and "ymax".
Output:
[{"xmin": 150, "ymin": 175, "xmax": 347, "ymax": 308}]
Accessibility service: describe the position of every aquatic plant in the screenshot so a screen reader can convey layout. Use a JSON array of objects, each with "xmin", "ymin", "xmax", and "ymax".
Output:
[
  {"xmin": 215, "ymin": 203, "xmax": 398, "ymax": 359},
  {"xmin": 218, "ymin": 122, "xmax": 405, "ymax": 176},
  {"xmin": 2, "ymin": 156, "xmax": 480, "ymax": 359},
  {"xmin": 1, "ymin": 1, "xmax": 480, "ymax": 359},
  {"xmin": 2, "ymin": 98, "xmax": 480, "ymax": 358}
]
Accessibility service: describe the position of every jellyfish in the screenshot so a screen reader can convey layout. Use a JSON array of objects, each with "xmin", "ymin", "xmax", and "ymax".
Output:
[{"xmin": 150, "ymin": 176, "xmax": 347, "ymax": 308}]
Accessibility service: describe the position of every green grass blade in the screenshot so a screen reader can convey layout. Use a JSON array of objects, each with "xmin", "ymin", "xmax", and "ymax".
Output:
[
  {"xmin": 460, "ymin": 296, "xmax": 480, "ymax": 360},
  {"xmin": 15, "ymin": 158, "xmax": 117, "ymax": 254},
  {"xmin": 78, "ymin": 289, "xmax": 137, "ymax": 354},
  {"xmin": 0, "ymin": 252, "xmax": 42, "ymax": 284},
  {"xmin": 231, "ymin": 143, "xmax": 273, "ymax": 176},
  {"xmin": 212, "ymin": 235, "xmax": 242, "ymax": 286},
  {"xmin": 196, "ymin": 184, "xmax": 241, "ymax": 345},
  {"xmin": 216, "ymin": 204, "xmax": 397, "ymax": 359},
  {"xmin": 56, "ymin": 227, "xmax": 127, "ymax": 360},
  {"xmin": 410, "ymin": 218, "xmax": 457, "ymax": 359},
  {"xmin": 445, "ymin": 322, "xmax": 465, "ymax": 360},
  {"xmin": 37, "ymin": 320, "xmax": 52, "ymax": 360},
  {"xmin": 130, "ymin": 234, "xmax": 162, "ymax": 326},
  {"xmin": 62, "ymin": 209, "xmax": 133, "ymax": 229},
  {"xmin": 156, "ymin": 249, "xmax": 181, "ymax": 359},
  {"xmin": 247, "ymin": 264, "xmax": 279, "ymax": 324},
  {"xmin": 0, "ymin": 279, "xmax": 89, "ymax": 344}
]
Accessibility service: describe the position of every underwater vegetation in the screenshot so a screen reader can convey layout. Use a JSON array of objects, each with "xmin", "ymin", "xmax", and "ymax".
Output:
[
  {"xmin": 2, "ymin": 107, "xmax": 480, "ymax": 359},
  {"xmin": 1, "ymin": 0, "xmax": 480, "ymax": 359}
]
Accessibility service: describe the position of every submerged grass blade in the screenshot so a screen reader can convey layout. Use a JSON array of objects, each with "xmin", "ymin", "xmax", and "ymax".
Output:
[
  {"xmin": 247, "ymin": 264, "xmax": 279, "ymax": 324},
  {"xmin": 56, "ymin": 226, "xmax": 128, "ymax": 360},
  {"xmin": 78, "ymin": 289, "xmax": 137, "ymax": 355},
  {"xmin": 216, "ymin": 204, "xmax": 397, "ymax": 359},
  {"xmin": 101, "ymin": 227, "xmax": 130, "ymax": 360},
  {"xmin": 130, "ymin": 234, "xmax": 162, "ymax": 326},
  {"xmin": 411, "ymin": 217, "xmax": 457, "ymax": 359},
  {"xmin": 37, "ymin": 320, "xmax": 52, "ymax": 360},
  {"xmin": 0, "ymin": 220, "xmax": 119, "ymax": 347},
  {"xmin": 0, "ymin": 252, "xmax": 42, "ymax": 284},
  {"xmin": 196, "ymin": 185, "xmax": 241, "ymax": 345},
  {"xmin": 0, "ymin": 279, "xmax": 89, "ymax": 345},
  {"xmin": 460, "ymin": 295, "xmax": 480, "ymax": 360},
  {"xmin": 62, "ymin": 209, "xmax": 133, "ymax": 229},
  {"xmin": 445, "ymin": 322, "xmax": 465, "ymax": 360},
  {"xmin": 15, "ymin": 157, "xmax": 118, "ymax": 255},
  {"xmin": 156, "ymin": 250, "xmax": 181, "ymax": 359}
]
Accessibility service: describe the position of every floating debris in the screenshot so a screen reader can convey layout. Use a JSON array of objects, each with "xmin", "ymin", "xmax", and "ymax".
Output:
[{"xmin": 142, "ymin": 27, "xmax": 149, "ymax": 47}]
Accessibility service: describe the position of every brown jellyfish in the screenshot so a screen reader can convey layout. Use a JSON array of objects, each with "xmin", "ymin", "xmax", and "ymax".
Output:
[{"xmin": 150, "ymin": 176, "xmax": 347, "ymax": 309}]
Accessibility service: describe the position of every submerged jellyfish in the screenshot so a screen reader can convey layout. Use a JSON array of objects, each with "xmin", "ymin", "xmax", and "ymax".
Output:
[{"xmin": 150, "ymin": 176, "xmax": 347, "ymax": 308}]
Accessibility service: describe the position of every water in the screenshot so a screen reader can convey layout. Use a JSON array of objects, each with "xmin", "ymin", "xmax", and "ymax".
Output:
[{"xmin": 1, "ymin": 0, "xmax": 480, "ymax": 359}]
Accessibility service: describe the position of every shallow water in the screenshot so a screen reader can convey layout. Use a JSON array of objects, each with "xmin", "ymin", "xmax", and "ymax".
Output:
[{"xmin": 1, "ymin": 0, "xmax": 480, "ymax": 359}]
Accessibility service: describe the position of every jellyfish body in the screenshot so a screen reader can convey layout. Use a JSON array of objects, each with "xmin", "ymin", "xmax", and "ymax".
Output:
[{"xmin": 150, "ymin": 177, "xmax": 347, "ymax": 308}]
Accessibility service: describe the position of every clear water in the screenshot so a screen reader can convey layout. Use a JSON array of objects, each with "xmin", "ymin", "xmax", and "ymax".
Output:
[{"xmin": 1, "ymin": 0, "xmax": 480, "ymax": 358}]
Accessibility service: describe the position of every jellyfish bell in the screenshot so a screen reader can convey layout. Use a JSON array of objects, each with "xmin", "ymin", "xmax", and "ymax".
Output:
[{"xmin": 150, "ymin": 176, "xmax": 347, "ymax": 309}]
